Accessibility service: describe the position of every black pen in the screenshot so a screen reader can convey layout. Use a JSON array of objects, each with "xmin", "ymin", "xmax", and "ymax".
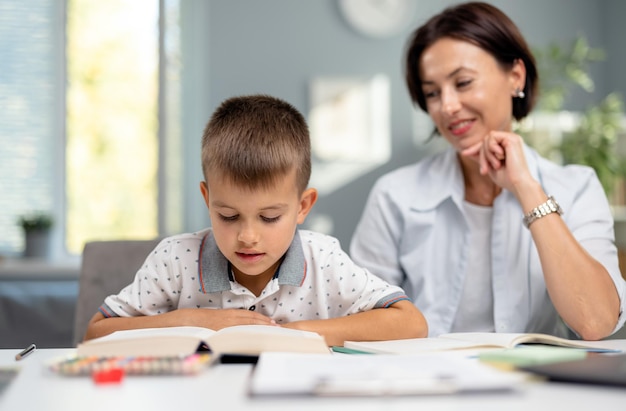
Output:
[{"xmin": 15, "ymin": 343, "xmax": 36, "ymax": 361}]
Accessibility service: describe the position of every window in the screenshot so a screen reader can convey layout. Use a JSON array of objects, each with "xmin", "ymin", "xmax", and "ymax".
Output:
[
  {"xmin": 0, "ymin": 0, "xmax": 61, "ymax": 257},
  {"xmin": 0, "ymin": 0, "xmax": 180, "ymax": 258},
  {"xmin": 66, "ymin": 0, "xmax": 159, "ymax": 253}
]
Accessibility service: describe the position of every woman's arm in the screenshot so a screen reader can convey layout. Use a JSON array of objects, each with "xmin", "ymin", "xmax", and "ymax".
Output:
[
  {"xmin": 515, "ymin": 179, "xmax": 620, "ymax": 340},
  {"xmin": 473, "ymin": 131, "xmax": 622, "ymax": 340}
]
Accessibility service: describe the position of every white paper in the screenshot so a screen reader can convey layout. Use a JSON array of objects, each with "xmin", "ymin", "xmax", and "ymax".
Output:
[{"xmin": 249, "ymin": 352, "xmax": 523, "ymax": 396}]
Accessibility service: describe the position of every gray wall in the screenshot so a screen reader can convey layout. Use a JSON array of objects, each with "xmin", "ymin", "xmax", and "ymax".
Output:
[{"xmin": 178, "ymin": 0, "xmax": 625, "ymax": 249}]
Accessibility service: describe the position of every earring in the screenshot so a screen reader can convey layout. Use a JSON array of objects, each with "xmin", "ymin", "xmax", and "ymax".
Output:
[{"xmin": 515, "ymin": 88, "xmax": 525, "ymax": 99}]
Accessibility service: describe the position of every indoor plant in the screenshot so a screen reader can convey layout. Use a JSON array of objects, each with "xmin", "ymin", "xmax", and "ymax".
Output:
[
  {"xmin": 18, "ymin": 212, "xmax": 54, "ymax": 258},
  {"xmin": 523, "ymin": 36, "xmax": 626, "ymax": 201}
]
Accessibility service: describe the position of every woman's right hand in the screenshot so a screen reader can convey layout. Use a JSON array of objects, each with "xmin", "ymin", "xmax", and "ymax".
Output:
[{"xmin": 461, "ymin": 130, "xmax": 537, "ymax": 199}]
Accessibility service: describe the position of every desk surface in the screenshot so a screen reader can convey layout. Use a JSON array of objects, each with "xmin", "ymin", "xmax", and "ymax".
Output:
[{"xmin": 2, "ymin": 346, "xmax": 626, "ymax": 411}]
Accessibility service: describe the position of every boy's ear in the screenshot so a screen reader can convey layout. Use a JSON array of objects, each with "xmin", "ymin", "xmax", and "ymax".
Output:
[
  {"xmin": 297, "ymin": 188, "xmax": 318, "ymax": 224},
  {"xmin": 199, "ymin": 181, "xmax": 210, "ymax": 208}
]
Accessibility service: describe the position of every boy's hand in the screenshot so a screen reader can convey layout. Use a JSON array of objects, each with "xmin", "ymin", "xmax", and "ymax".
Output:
[
  {"xmin": 179, "ymin": 308, "xmax": 278, "ymax": 330},
  {"xmin": 84, "ymin": 307, "xmax": 278, "ymax": 341}
]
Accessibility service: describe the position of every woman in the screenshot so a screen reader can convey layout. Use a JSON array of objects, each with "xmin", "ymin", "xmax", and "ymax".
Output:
[{"xmin": 350, "ymin": 2, "xmax": 625, "ymax": 340}]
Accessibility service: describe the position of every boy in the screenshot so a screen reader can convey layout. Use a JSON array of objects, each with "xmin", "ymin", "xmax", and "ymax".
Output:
[{"xmin": 85, "ymin": 94, "xmax": 427, "ymax": 346}]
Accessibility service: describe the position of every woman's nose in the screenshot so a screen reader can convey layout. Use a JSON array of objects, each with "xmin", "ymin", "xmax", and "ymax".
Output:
[{"xmin": 440, "ymin": 89, "xmax": 461, "ymax": 115}]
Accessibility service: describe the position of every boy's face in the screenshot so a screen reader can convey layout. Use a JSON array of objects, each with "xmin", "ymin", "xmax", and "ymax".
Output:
[{"xmin": 200, "ymin": 169, "xmax": 317, "ymax": 288}]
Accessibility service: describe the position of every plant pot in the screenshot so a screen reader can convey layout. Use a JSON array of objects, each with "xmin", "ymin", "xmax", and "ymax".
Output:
[{"xmin": 24, "ymin": 229, "xmax": 52, "ymax": 259}]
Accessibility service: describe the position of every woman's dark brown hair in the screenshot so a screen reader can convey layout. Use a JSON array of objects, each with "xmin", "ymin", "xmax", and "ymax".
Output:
[{"xmin": 405, "ymin": 1, "xmax": 538, "ymax": 121}]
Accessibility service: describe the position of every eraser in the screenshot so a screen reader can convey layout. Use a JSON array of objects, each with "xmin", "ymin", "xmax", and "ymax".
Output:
[{"xmin": 92, "ymin": 368, "xmax": 124, "ymax": 384}]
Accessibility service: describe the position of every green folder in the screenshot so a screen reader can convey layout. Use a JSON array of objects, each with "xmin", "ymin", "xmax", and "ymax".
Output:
[{"xmin": 479, "ymin": 346, "xmax": 587, "ymax": 367}]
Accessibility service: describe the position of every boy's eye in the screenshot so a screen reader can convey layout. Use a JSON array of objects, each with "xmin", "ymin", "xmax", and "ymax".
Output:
[
  {"xmin": 261, "ymin": 215, "xmax": 281, "ymax": 223},
  {"xmin": 219, "ymin": 214, "xmax": 238, "ymax": 222}
]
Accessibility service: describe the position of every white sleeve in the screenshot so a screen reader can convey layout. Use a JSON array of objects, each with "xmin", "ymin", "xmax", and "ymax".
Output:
[{"xmin": 350, "ymin": 177, "xmax": 405, "ymax": 287}]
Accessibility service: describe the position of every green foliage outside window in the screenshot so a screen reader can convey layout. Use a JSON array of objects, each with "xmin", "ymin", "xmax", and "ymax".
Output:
[{"xmin": 66, "ymin": 0, "xmax": 158, "ymax": 253}]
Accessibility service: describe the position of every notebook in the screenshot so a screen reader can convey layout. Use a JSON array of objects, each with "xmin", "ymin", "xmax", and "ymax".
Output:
[
  {"xmin": 249, "ymin": 352, "xmax": 523, "ymax": 396},
  {"xmin": 520, "ymin": 353, "xmax": 626, "ymax": 387}
]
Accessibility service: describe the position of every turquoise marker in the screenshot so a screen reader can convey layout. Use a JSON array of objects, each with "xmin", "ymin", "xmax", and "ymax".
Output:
[{"xmin": 331, "ymin": 346, "xmax": 374, "ymax": 355}]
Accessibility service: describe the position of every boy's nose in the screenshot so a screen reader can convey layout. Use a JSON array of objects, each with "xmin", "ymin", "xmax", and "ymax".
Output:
[{"xmin": 238, "ymin": 225, "xmax": 259, "ymax": 245}]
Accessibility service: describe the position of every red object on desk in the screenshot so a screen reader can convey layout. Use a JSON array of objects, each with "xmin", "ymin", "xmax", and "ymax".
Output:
[{"xmin": 92, "ymin": 368, "xmax": 124, "ymax": 384}]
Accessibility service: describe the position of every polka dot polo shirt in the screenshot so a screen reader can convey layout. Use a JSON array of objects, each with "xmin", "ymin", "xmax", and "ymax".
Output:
[{"xmin": 100, "ymin": 228, "xmax": 409, "ymax": 323}]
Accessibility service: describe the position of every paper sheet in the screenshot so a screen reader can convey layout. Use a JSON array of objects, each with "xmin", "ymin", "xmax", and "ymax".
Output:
[{"xmin": 249, "ymin": 352, "xmax": 524, "ymax": 396}]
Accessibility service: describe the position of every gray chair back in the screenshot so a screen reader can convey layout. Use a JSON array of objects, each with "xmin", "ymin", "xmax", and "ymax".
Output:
[{"xmin": 72, "ymin": 238, "xmax": 162, "ymax": 346}]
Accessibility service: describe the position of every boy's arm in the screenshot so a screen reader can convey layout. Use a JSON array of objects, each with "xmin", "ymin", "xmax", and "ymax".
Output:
[
  {"xmin": 281, "ymin": 300, "xmax": 428, "ymax": 346},
  {"xmin": 83, "ymin": 308, "xmax": 277, "ymax": 341}
]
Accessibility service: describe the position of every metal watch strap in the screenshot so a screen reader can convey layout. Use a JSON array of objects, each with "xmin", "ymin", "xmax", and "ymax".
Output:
[{"xmin": 522, "ymin": 196, "xmax": 563, "ymax": 228}]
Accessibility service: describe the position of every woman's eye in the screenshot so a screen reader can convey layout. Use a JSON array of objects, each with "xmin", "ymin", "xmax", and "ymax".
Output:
[
  {"xmin": 219, "ymin": 214, "xmax": 238, "ymax": 222},
  {"xmin": 423, "ymin": 90, "xmax": 439, "ymax": 99},
  {"xmin": 261, "ymin": 215, "xmax": 281, "ymax": 223},
  {"xmin": 457, "ymin": 79, "xmax": 472, "ymax": 88}
]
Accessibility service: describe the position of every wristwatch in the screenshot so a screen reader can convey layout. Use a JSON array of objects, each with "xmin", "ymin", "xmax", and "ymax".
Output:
[{"xmin": 522, "ymin": 196, "xmax": 563, "ymax": 228}]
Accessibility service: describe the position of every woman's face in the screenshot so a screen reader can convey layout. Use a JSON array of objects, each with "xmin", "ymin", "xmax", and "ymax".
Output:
[{"xmin": 419, "ymin": 37, "xmax": 524, "ymax": 155}]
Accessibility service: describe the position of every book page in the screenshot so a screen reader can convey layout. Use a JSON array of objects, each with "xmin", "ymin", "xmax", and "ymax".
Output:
[
  {"xmin": 76, "ymin": 326, "xmax": 216, "ymax": 357},
  {"xmin": 209, "ymin": 325, "xmax": 329, "ymax": 355},
  {"xmin": 438, "ymin": 332, "xmax": 622, "ymax": 352},
  {"xmin": 92, "ymin": 326, "xmax": 216, "ymax": 343},
  {"xmin": 438, "ymin": 333, "xmax": 525, "ymax": 348},
  {"xmin": 214, "ymin": 324, "xmax": 322, "ymax": 339},
  {"xmin": 344, "ymin": 337, "xmax": 480, "ymax": 354}
]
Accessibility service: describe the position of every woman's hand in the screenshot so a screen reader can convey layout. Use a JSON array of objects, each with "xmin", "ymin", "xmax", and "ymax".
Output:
[{"xmin": 461, "ymin": 131, "xmax": 535, "ymax": 198}]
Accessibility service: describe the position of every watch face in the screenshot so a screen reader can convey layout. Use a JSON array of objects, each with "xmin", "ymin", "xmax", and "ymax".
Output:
[{"xmin": 339, "ymin": 0, "xmax": 417, "ymax": 38}]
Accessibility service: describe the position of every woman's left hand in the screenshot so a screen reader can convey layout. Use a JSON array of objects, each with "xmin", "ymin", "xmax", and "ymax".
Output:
[{"xmin": 462, "ymin": 131, "xmax": 534, "ymax": 196}]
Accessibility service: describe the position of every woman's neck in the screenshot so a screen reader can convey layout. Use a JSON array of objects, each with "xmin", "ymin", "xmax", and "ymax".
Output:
[{"xmin": 459, "ymin": 154, "xmax": 502, "ymax": 206}]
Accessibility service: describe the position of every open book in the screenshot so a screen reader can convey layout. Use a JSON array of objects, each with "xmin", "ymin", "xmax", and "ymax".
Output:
[
  {"xmin": 343, "ymin": 332, "xmax": 623, "ymax": 355},
  {"xmin": 76, "ymin": 325, "xmax": 330, "ymax": 357}
]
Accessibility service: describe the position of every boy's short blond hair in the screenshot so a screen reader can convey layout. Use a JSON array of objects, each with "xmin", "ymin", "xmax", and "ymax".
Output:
[{"xmin": 201, "ymin": 94, "xmax": 311, "ymax": 194}]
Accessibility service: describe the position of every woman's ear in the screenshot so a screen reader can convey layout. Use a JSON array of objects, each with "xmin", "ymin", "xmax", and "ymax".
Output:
[
  {"xmin": 297, "ymin": 188, "xmax": 318, "ymax": 224},
  {"xmin": 199, "ymin": 181, "xmax": 210, "ymax": 209},
  {"xmin": 511, "ymin": 58, "xmax": 527, "ymax": 93}
]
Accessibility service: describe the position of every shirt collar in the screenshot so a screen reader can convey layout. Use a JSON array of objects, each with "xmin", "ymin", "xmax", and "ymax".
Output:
[
  {"xmin": 409, "ymin": 143, "xmax": 541, "ymax": 212},
  {"xmin": 198, "ymin": 230, "xmax": 306, "ymax": 293},
  {"xmin": 409, "ymin": 147, "xmax": 465, "ymax": 212}
]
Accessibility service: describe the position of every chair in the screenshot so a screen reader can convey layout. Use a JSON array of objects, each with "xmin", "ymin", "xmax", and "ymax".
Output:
[{"xmin": 72, "ymin": 238, "xmax": 162, "ymax": 346}]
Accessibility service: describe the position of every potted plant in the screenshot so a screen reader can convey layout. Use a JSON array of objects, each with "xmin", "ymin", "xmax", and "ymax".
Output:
[{"xmin": 18, "ymin": 212, "xmax": 54, "ymax": 258}]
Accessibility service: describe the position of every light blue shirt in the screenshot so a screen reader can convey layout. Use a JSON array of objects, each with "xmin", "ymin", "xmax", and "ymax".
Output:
[{"xmin": 350, "ymin": 145, "xmax": 626, "ymax": 338}]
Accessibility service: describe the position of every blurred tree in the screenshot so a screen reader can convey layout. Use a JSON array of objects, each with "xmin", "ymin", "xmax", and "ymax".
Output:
[{"xmin": 527, "ymin": 36, "xmax": 626, "ymax": 199}]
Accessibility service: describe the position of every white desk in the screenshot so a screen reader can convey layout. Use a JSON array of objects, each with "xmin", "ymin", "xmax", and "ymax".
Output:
[{"xmin": 1, "ymin": 346, "xmax": 626, "ymax": 411}]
